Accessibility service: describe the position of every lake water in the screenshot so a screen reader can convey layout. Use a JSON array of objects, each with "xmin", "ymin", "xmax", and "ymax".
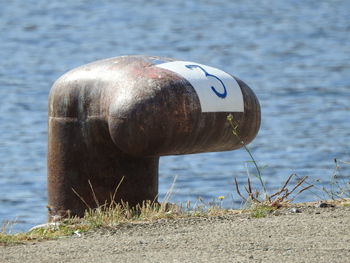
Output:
[{"xmin": 1, "ymin": 0, "xmax": 349, "ymax": 232}]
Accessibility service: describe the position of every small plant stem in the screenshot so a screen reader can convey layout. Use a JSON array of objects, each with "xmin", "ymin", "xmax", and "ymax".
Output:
[
  {"xmin": 227, "ymin": 115, "xmax": 267, "ymax": 195},
  {"xmin": 242, "ymin": 143, "xmax": 267, "ymax": 195},
  {"xmin": 234, "ymin": 177, "xmax": 247, "ymax": 202}
]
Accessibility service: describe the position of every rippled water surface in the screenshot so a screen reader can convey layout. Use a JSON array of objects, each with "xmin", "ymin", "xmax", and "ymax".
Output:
[{"xmin": 1, "ymin": 0, "xmax": 349, "ymax": 232}]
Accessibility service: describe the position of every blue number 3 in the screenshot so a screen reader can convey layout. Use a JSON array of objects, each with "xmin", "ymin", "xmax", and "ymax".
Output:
[{"xmin": 185, "ymin": 64, "xmax": 227, "ymax": 99}]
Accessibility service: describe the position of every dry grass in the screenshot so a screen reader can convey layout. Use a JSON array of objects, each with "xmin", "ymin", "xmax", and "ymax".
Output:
[
  {"xmin": 0, "ymin": 202, "xmax": 174, "ymax": 245},
  {"xmin": 0, "ymin": 176, "xmax": 186, "ymax": 246},
  {"xmin": 321, "ymin": 158, "xmax": 350, "ymax": 200},
  {"xmin": 0, "ymin": 199, "xmax": 240, "ymax": 246},
  {"xmin": 234, "ymin": 174, "xmax": 313, "ymax": 208},
  {"xmin": 226, "ymin": 114, "xmax": 350, "ymax": 218},
  {"xmin": 0, "ymin": 175, "xmax": 229, "ymax": 245}
]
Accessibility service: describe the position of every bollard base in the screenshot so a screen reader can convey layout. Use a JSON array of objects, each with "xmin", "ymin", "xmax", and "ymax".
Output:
[{"xmin": 47, "ymin": 117, "xmax": 159, "ymax": 219}]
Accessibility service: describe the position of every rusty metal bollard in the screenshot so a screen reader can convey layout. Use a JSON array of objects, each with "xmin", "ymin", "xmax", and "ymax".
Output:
[{"xmin": 48, "ymin": 55, "xmax": 260, "ymax": 218}]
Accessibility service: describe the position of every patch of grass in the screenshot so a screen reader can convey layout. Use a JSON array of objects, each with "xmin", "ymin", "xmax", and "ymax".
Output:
[
  {"xmin": 1, "ymin": 175, "xmax": 227, "ymax": 246},
  {"xmin": 250, "ymin": 205, "xmax": 275, "ymax": 218},
  {"xmin": 0, "ymin": 199, "xmax": 240, "ymax": 246},
  {"xmin": 0, "ymin": 202, "xmax": 162, "ymax": 245},
  {"xmin": 81, "ymin": 200, "xmax": 184, "ymax": 228},
  {"xmin": 0, "ymin": 220, "xmax": 88, "ymax": 246}
]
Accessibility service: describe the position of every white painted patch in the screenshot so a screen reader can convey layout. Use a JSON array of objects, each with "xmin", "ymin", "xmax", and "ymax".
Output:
[{"xmin": 156, "ymin": 61, "xmax": 244, "ymax": 112}]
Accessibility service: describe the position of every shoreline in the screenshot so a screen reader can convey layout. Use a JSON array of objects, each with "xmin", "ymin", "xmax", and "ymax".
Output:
[{"xmin": 1, "ymin": 200, "xmax": 350, "ymax": 262}]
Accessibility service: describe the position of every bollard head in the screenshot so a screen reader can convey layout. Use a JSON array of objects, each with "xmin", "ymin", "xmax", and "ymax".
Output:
[
  {"xmin": 48, "ymin": 55, "xmax": 260, "ymax": 218},
  {"xmin": 105, "ymin": 56, "xmax": 260, "ymax": 156}
]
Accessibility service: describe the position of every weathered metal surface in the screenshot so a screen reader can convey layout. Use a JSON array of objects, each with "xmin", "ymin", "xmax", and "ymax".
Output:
[{"xmin": 48, "ymin": 55, "xmax": 260, "ymax": 219}]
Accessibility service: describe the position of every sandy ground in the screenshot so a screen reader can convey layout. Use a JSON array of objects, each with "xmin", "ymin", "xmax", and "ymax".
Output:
[{"xmin": 1, "ymin": 204, "xmax": 350, "ymax": 263}]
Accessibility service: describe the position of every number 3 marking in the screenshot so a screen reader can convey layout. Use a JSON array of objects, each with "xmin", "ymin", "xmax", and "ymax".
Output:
[{"xmin": 185, "ymin": 64, "xmax": 227, "ymax": 99}]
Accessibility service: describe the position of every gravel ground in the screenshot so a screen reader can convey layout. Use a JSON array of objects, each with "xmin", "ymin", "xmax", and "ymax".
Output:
[{"xmin": 1, "ymin": 204, "xmax": 350, "ymax": 263}]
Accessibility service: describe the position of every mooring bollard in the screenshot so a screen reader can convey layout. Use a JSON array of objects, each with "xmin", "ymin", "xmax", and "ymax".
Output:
[{"xmin": 48, "ymin": 55, "xmax": 260, "ymax": 218}]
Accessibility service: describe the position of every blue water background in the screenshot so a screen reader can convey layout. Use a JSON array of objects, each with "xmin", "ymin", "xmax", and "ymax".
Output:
[{"xmin": 0, "ymin": 0, "xmax": 349, "ymax": 232}]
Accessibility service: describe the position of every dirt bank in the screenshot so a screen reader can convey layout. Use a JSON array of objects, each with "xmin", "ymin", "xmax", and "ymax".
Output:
[{"xmin": 1, "ymin": 204, "xmax": 350, "ymax": 263}]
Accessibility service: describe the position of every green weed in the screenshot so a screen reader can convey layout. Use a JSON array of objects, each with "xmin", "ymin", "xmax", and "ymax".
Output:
[
  {"xmin": 227, "ymin": 114, "xmax": 313, "ymax": 208},
  {"xmin": 250, "ymin": 205, "xmax": 275, "ymax": 218}
]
